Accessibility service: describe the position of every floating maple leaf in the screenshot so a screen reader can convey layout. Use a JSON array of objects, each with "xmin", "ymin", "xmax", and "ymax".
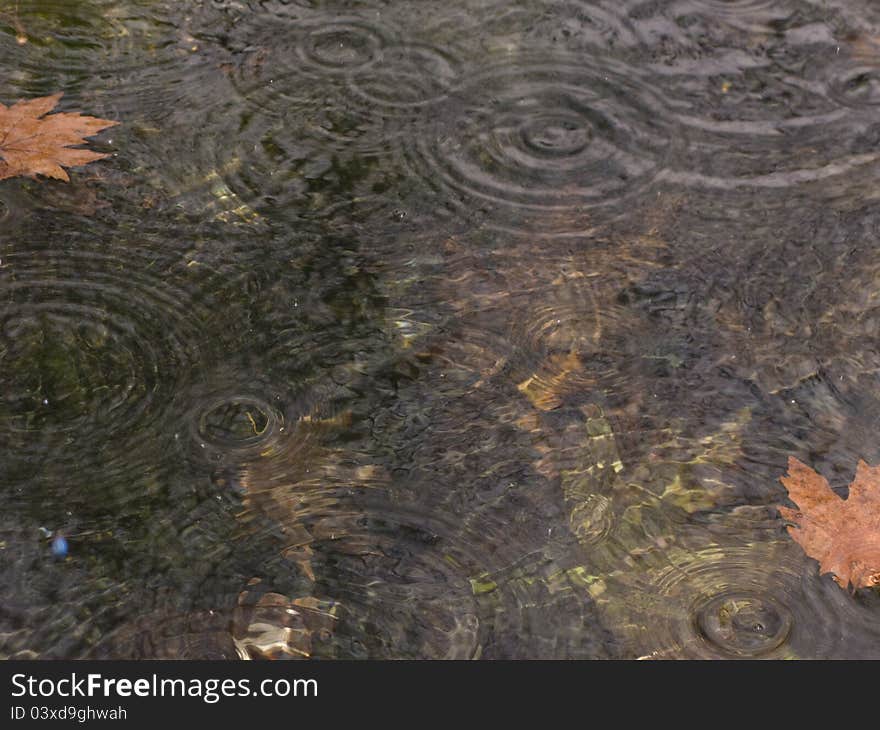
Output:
[
  {"xmin": 0, "ymin": 93, "xmax": 118, "ymax": 182},
  {"xmin": 779, "ymin": 456, "xmax": 880, "ymax": 590}
]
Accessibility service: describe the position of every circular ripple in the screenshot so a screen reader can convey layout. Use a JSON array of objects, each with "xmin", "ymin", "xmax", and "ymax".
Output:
[
  {"xmin": 0, "ymin": 248, "xmax": 204, "ymax": 467},
  {"xmin": 192, "ymin": 396, "xmax": 283, "ymax": 458},
  {"xmin": 403, "ymin": 244, "xmax": 598, "ymax": 391},
  {"xmin": 211, "ymin": 12, "xmax": 412, "ymax": 225},
  {"xmin": 0, "ymin": 1, "xmax": 268, "ymax": 230},
  {"xmin": 177, "ymin": 367, "xmax": 342, "ymax": 469},
  {"xmin": 310, "ymin": 521, "xmax": 483, "ymax": 659},
  {"xmin": 0, "ymin": 1, "xmax": 126, "ymax": 96},
  {"xmin": 236, "ymin": 446, "xmax": 488, "ymax": 658},
  {"xmin": 625, "ymin": 0, "xmax": 791, "ymax": 31},
  {"xmin": 305, "ymin": 504, "xmax": 612, "ymax": 658},
  {"xmin": 595, "ymin": 537, "xmax": 880, "ymax": 659},
  {"xmin": 654, "ymin": 67, "xmax": 875, "ymax": 190},
  {"xmin": 234, "ymin": 415, "xmax": 485, "ymax": 660},
  {"xmin": 688, "ymin": 0, "xmax": 780, "ymax": 14},
  {"xmin": 644, "ymin": 544, "xmax": 799, "ymax": 659},
  {"xmin": 695, "ymin": 591, "xmax": 791, "ymax": 656},
  {"xmin": 299, "ymin": 20, "xmax": 384, "ymax": 72},
  {"xmin": 347, "ymin": 43, "xmax": 459, "ymax": 110},
  {"xmin": 521, "ymin": 113, "xmax": 592, "ymax": 158},
  {"xmin": 233, "ymin": 399, "xmax": 606, "ymax": 657},
  {"xmin": 503, "ymin": 241, "xmax": 657, "ymax": 383},
  {"xmin": 0, "ymin": 2, "xmax": 224, "ymax": 120},
  {"xmin": 3, "ymin": 307, "xmax": 151, "ymax": 435},
  {"xmin": 403, "ymin": 56, "xmax": 675, "ymax": 235},
  {"xmin": 518, "ymin": 271, "xmax": 611, "ymax": 358}
]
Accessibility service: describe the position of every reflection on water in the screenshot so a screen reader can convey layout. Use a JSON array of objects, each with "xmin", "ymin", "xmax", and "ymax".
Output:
[{"xmin": 2, "ymin": 0, "xmax": 880, "ymax": 659}]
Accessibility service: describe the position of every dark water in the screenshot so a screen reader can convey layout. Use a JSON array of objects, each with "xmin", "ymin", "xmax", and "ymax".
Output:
[{"xmin": 2, "ymin": 0, "xmax": 880, "ymax": 659}]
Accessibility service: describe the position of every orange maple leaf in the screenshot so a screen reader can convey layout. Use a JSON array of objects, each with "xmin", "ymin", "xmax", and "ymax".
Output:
[
  {"xmin": 779, "ymin": 456, "xmax": 880, "ymax": 590},
  {"xmin": 0, "ymin": 93, "xmax": 118, "ymax": 182}
]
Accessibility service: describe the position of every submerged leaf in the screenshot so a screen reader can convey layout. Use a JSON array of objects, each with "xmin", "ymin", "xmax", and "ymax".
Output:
[
  {"xmin": 779, "ymin": 457, "xmax": 880, "ymax": 590},
  {"xmin": 0, "ymin": 93, "xmax": 118, "ymax": 182}
]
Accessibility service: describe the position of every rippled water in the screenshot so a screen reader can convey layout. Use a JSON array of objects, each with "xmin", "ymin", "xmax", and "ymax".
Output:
[{"xmin": 2, "ymin": 0, "xmax": 880, "ymax": 659}]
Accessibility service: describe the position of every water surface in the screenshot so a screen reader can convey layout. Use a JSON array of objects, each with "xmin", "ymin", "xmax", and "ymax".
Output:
[{"xmin": 2, "ymin": 0, "xmax": 880, "ymax": 659}]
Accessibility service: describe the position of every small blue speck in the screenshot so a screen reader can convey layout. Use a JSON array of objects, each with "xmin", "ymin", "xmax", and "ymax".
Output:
[{"xmin": 51, "ymin": 535, "xmax": 68, "ymax": 559}]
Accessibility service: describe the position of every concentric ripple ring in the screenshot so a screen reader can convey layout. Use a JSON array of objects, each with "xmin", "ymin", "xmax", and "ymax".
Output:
[{"xmin": 402, "ymin": 56, "xmax": 675, "ymax": 234}]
